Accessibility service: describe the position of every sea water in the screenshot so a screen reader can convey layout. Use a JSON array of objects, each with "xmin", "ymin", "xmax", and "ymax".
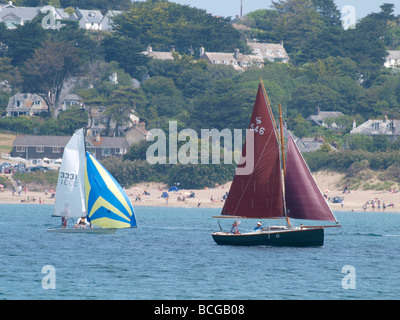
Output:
[{"xmin": 0, "ymin": 204, "xmax": 399, "ymax": 300}]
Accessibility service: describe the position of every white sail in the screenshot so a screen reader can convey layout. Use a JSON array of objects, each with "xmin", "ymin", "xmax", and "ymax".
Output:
[{"xmin": 53, "ymin": 129, "xmax": 86, "ymax": 218}]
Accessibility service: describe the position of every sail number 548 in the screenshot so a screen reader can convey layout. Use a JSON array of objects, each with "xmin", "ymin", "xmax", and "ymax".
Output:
[{"xmin": 250, "ymin": 123, "xmax": 265, "ymax": 135}]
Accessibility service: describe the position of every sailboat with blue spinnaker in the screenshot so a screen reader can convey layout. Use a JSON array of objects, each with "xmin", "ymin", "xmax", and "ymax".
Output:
[{"xmin": 47, "ymin": 128, "xmax": 137, "ymax": 233}]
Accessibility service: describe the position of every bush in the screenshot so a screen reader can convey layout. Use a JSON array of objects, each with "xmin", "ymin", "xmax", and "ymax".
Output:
[
  {"xmin": 378, "ymin": 163, "xmax": 400, "ymax": 182},
  {"xmin": 304, "ymin": 150, "xmax": 400, "ymax": 172},
  {"xmin": 102, "ymin": 157, "xmax": 168, "ymax": 187},
  {"xmin": 102, "ymin": 156, "xmax": 235, "ymax": 189},
  {"xmin": 346, "ymin": 159, "xmax": 369, "ymax": 177},
  {"xmin": 166, "ymin": 163, "xmax": 235, "ymax": 189}
]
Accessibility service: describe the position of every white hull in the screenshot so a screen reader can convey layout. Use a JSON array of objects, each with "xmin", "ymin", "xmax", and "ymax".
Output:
[{"xmin": 47, "ymin": 227, "xmax": 117, "ymax": 234}]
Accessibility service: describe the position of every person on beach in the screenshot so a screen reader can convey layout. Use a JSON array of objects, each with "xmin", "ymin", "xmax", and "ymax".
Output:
[{"xmin": 231, "ymin": 220, "xmax": 240, "ymax": 234}]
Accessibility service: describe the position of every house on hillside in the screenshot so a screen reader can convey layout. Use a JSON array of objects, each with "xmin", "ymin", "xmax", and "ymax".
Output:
[
  {"xmin": 0, "ymin": 2, "xmax": 40, "ymax": 29},
  {"xmin": 125, "ymin": 121, "xmax": 150, "ymax": 145},
  {"xmin": 0, "ymin": 3, "xmax": 124, "ymax": 31},
  {"xmin": 295, "ymin": 136, "xmax": 337, "ymax": 153},
  {"xmin": 199, "ymin": 47, "xmax": 264, "ymax": 71},
  {"xmin": 6, "ymin": 92, "xmax": 82, "ymax": 118},
  {"xmin": 350, "ymin": 117, "xmax": 400, "ymax": 142},
  {"xmin": 286, "ymin": 131, "xmax": 337, "ymax": 153},
  {"xmin": 247, "ymin": 41, "xmax": 290, "ymax": 63},
  {"xmin": 6, "ymin": 93, "xmax": 48, "ymax": 117},
  {"xmin": 142, "ymin": 45, "xmax": 176, "ymax": 61},
  {"xmin": 384, "ymin": 50, "xmax": 400, "ymax": 68},
  {"xmin": 86, "ymin": 135, "xmax": 129, "ymax": 159},
  {"xmin": 306, "ymin": 109, "xmax": 344, "ymax": 130},
  {"xmin": 58, "ymin": 94, "xmax": 81, "ymax": 112},
  {"xmin": 100, "ymin": 10, "xmax": 122, "ymax": 31},
  {"xmin": 86, "ymin": 107, "xmax": 149, "ymax": 144},
  {"xmin": 75, "ymin": 8, "xmax": 103, "ymax": 30},
  {"xmin": 12, "ymin": 134, "xmax": 129, "ymax": 161}
]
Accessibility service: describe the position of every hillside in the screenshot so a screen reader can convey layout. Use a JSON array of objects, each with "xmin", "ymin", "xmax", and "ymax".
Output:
[{"xmin": 0, "ymin": 1, "xmax": 400, "ymax": 189}]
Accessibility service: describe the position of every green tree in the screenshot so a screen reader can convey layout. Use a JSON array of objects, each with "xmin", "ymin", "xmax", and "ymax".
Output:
[
  {"xmin": 105, "ymin": 86, "xmax": 147, "ymax": 136},
  {"xmin": 272, "ymin": 0, "xmax": 326, "ymax": 56},
  {"xmin": 113, "ymin": 0, "xmax": 245, "ymax": 55},
  {"xmin": 101, "ymin": 35, "xmax": 150, "ymax": 79},
  {"xmin": 0, "ymin": 56, "xmax": 22, "ymax": 88},
  {"xmin": 239, "ymin": 10, "xmax": 281, "ymax": 42},
  {"xmin": 289, "ymin": 83, "xmax": 343, "ymax": 117},
  {"xmin": 3, "ymin": 16, "xmax": 48, "ymax": 66},
  {"xmin": 23, "ymin": 39, "xmax": 82, "ymax": 118},
  {"xmin": 345, "ymin": 134, "xmax": 373, "ymax": 151}
]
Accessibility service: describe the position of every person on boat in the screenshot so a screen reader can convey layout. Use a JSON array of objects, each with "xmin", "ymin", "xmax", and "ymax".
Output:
[
  {"xmin": 61, "ymin": 217, "xmax": 69, "ymax": 229},
  {"xmin": 254, "ymin": 222, "xmax": 262, "ymax": 231},
  {"xmin": 74, "ymin": 217, "xmax": 89, "ymax": 228},
  {"xmin": 231, "ymin": 220, "xmax": 240, "ymax": 234}
]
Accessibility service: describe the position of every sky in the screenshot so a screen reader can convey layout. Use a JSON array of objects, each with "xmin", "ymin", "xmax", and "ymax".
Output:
[{"xmin": 152, "ymin": 0, "xmax": 400, "ymax": 20}]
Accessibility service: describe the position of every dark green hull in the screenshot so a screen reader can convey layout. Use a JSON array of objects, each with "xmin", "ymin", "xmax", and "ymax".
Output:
[{"xmin": 211, "ymin": 227, "xmax": 324, "ymax": 247}]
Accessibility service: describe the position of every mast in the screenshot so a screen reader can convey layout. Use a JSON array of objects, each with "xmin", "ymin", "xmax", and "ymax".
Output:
[
  {"xmin": 278, "ymin": 103, "xmax": 291, "ymax": 228},
  {"xmin": 278, "ymin": 103, "xmax": 285, "ymax": 174}
]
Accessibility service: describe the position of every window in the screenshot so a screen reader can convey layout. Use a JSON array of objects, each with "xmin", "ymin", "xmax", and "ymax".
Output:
[
  {"xmin": 16, "ymin": 146, "xmax": 25, "ymax": 152},
  {"xmin": 102, "ymin": 148, "xmax": 111, "ymax": 157},
  {"xmin": 373, "ymin": 122, "xmax": 380, "ymax": 131},
  {"xmin": 36, "ymin": 146, "xmax": 44, "ymax": 153},
  {"xmin": 53, "ymin": 147, "xmax": 61, "ymax": 153}
]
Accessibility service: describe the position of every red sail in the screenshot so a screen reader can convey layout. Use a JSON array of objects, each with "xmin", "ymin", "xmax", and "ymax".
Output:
[
  {"xmin": 221, "ymin": 84, "xmax": 284, "ymax": 219},
  {"xmin": 285, "ymin": 134, "xmax": 337, "ymax": 221}
]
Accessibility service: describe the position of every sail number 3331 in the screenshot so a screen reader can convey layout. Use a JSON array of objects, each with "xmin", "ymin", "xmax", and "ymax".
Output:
[
  {"xmin": 59, "ymin": 171, "xmax": 78, "ymax": 187},
  {"xmin": 250, "ymin": 117, "xmax": 265, "ymax": 135}
]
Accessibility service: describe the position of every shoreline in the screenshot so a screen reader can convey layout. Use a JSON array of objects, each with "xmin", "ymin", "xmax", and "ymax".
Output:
[{"xmin": 1, "ymin": 175, "xmax": 399, "ymax": 214}]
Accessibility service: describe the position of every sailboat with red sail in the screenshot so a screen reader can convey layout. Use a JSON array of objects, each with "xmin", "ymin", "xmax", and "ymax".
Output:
[{"xmin": 211, "ymin": 80, "xmax": 340, "ymax": 247}]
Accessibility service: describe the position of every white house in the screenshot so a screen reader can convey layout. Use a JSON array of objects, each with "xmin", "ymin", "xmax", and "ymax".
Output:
[
  {"xmin": 100, "ymin": 10, "xmax": 122, "ymax": 31},
  {"xmin": 6, "ymin": 93, "xmax": 47, "ymax": 117},
  {"xmin": 199, "ymin": 47, "xmax": 264, "ymax": 71},
  {"xmin": 350, "ymin": 117, "xmax": 400, "ymax": 142},
  {"xmin": 247, "ymin": 41, "xmax": 290, "ymax": 63},
  {"xmin": 142, "ymin": 45, "xmax": 176, "ymax": 61},
  {"xmin": 75, "ymin": 8, "xmax": 103, "ymax": 31},
  {"xmin": 384, "ymin": 50, "xmax": 400, "ymax": 68},
  {"xmin": 0, "ymin": 2, "xmax": 40, "ymax": 29}
]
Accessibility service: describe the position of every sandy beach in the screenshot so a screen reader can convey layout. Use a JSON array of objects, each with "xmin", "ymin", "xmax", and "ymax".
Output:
[{"xmin": 1, "ymin": 170, "xmax": 399, "ymax": 213}]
